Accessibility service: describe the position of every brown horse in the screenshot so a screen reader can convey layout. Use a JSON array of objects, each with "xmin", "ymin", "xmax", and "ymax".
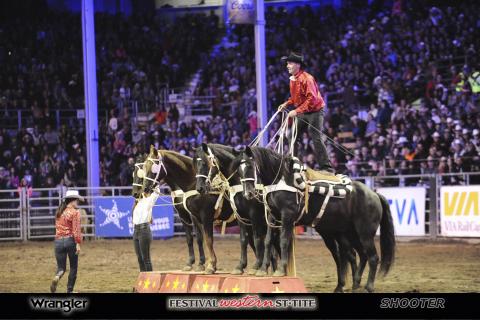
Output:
[{"xmin": 136, "ymin": 147, "xmax": 205, "ymax": 271}]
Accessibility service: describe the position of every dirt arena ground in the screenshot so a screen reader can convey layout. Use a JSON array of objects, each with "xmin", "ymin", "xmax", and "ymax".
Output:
[{"xmin": 0, "ymin": 236, "xmax": 479, "ymax": 293}]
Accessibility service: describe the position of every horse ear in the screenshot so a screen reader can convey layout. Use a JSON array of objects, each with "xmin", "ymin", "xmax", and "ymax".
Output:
[
  {"xmin": 233, "ymin": 145, "xmax": 245, "ymax": 155},
  {"xmin": 245, "ymin": 146, "xmax": 253, "ymax": 157},
  {"xmin": 201, "ymin": 143, "xmax": 209, "ymax": 153},
  {"xmin": 150, "ymin": 145, "xmax": 155, "ymax": 154}
]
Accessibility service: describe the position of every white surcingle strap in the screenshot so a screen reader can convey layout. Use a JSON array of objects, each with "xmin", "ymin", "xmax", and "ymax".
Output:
[
  {"xmin": 170, "ymin": 189, "xmax": 199, "ymax": 221},
  {"xmin": 311, "ymin": 184, "xmax": 333, "ymax": 227}
]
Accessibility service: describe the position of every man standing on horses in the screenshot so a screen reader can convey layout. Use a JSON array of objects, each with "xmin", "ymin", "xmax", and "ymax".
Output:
[{"xmin": 278, "ymin": 52, "xmax": 335, "ymax": 174}]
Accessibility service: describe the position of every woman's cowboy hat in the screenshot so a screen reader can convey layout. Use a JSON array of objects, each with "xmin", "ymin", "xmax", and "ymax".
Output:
[
  {"xmin": 64, "ymin": 189, "xmax": 85, "ymax": 202},
  {"xmin": 281, "ymin": 52, "xmax": 306, "ymax": 67}
]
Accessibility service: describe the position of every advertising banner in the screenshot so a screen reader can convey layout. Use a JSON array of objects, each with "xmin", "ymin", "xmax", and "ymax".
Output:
[
  {"xmin": 440, "ymin": 186, "xmax": 480, "ymax": 237},
  {"xmin": 94, "ymin": 196, "xmax": 174, "ymax": 238},
  {"xmin": 227, "ymin": 0, "xmax": 255, "ymax": 24},
  {"xmin": 376, "ymin": 187, "xmax": 426, "ymax": 236}
]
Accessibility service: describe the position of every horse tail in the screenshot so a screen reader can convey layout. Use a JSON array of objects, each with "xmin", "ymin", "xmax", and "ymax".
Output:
[{"xmin": 377, "ymin": 193, "xmax": 396, "ymax": 276}]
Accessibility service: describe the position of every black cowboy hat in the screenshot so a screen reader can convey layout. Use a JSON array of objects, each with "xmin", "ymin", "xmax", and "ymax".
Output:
[{"xmin": 281, "ymin": 52, "xmax": 306, "ymax": 67}]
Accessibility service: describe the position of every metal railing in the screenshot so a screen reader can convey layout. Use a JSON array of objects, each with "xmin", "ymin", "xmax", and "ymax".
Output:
[
  {"xmin": 0, "ymin": 185, "xmax": 188, "ymax": 241},
  {"xmin": 0, "ymin": 189, "xmax": 25, "ymax": 241},
  {"xmin": 1, "ymin": 172, "xmax": 479, "ymax": 241},
  {"xmin": 1, "ymin": 109, "xmax": 109, "ymax": 130}
]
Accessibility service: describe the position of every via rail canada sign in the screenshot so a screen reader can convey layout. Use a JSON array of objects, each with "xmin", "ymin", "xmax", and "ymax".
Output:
[{"xmin": 441, "ymin": 185, "xmax": 480, "ymax": 237}]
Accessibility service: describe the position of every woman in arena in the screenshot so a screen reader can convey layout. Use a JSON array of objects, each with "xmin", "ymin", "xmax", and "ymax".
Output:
[{"xmin": 50, "ymin": 189, "xmax": 84, "ymax": 293}]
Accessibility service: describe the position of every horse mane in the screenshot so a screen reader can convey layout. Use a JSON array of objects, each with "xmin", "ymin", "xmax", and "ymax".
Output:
[
  {"xmin": 160, "ymin": 149, "xmax": 193, "ymax": 172},
  {"xmin": 206, "ymin": 144, "xmax": 239, "ymax": 178},
  {"xmin": 250, "ymin": 147, "xmax": 285, "ymax": 184},
  {"xmin": 208, "ymin": 144, "xmax": 235, "ymax": 161}
]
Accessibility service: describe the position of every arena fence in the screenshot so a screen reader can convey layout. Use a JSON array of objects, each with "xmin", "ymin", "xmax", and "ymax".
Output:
[
  {"xmin": 0, "ymin": 189, "xmax": 25, "ymax": 241},
  {"xmin": 1, "ymin": 172, "xmax": 479, "ymax": 241}
]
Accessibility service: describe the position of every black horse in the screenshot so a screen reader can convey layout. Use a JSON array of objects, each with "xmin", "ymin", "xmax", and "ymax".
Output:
[
  {"xmin": 237, "ymin": 146, "xmax": 395, "ymax": 293},
  {"xmin": 139, "ymin": 146, "xmax": 206, "ymax": 271},
  {"xmin": 195, "ymin": 143, "xmax": 279, "ymax": 275},
  {"xmin": 142, "ymin": 146, "xmax": 254, "ymax": 274}
]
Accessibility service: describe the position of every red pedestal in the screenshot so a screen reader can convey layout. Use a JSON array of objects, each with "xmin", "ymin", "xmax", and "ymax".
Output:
[
  {"xmin": 189, "ymin": 273, "xmax": 230, "ymax": 293},
  {"xmin": 135, "ymin": 272, "xmax": 309, "ymax": 293},
  {"xmin": 135, "ymin": 272, "xmax": 166, "ymax": 293},
  {"xmin": 220, "ymin": 276, "xmax": 308, "ymax": 293},
  {"xmin": 158, "ymin": 272, "xmax": 200, "ymax": 293}
]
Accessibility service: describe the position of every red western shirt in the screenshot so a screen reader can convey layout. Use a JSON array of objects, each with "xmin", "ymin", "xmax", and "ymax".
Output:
[
  {"xmin": 284, "ymin": 70, "xmax": 325, "ymax": 114},
  {"xmin": 55, "ymin": 207, "xmax": 82, "ymax": 244}
]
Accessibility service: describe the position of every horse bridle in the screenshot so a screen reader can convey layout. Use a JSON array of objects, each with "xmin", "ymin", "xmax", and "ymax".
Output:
[
  {"xmin": 238, "ymin": 156, "xmax": 262, "ymax": 200},
  {"xmin": 132, "ymin": 161, "xmax": 145, "ymax": 188},
  {"xmin": 137, "ymin": 153, "xmax": 167, "ymax": 188},
  {"xmin": 195, "ymin": 147, "xmax": 240, "ymax": 190},
  {"xmin": 195, "ymin": 147, "xmax": 218, "ymax": 186},
  {"xmin": 239, "ymin": 158, "xmax": 258, "ymax": 185}
]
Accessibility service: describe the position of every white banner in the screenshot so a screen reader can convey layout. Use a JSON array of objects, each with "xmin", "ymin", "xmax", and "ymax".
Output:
[
  {"xmin": 440, "ymin": 185, "xmax": 480, "ymax": 237},
  {"xmin": 376, "ymin": 187, "xmax": 426, "ymax": 236}
]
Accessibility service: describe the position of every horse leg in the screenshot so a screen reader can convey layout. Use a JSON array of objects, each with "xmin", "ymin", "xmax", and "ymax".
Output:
[
  {"xmin": 270, "ymin": 228, "xmax": 281, "ymax": 272},
  {"xmin": 193, "ymin": 220, "xmax": 206, "ymax": 271},
  {"xmin": 351, "ymin": 236, "xmax": 366, "ymax": 291},
  {"xmin": 199, "ymin": 219, "xmax": 217, "ymax": 275},
  {"xmin": 247, "ymin": 225, "xmax": 256, "ymax": 252},
  {"xmin": 182, "ymin": 223, "xmax": 195, "ymax": 271},
  {"xmin": 248, "ymin": 228, "xmax": 264, "ymax": 275},
  {"xmin": 317, "ymin": 230, "xmax": 342, "ymax": 293},
  {"xmin": 347, "ymin": 247, "xmax": 358, "ymax": 289},
  {"xmin": 256, "ymin": 223, "xmax": 273, "ymax": 277},
  {"xmin": 337, "ymin": 235, "xmax": 356, "ymax": 293},
  {"xmin": 231, "ymin": 224, "xmax": 248, "ymax": 275},
  {"xmin": 362, "ymin": 238, "xmax": 379, "ymax": 293},
  {"xmin": 274, "ymin": 221, "xmax": 294, "ymax": 277},
  {"xmin": 353, "ymin": 251, "xmax": 367, "ymax": 291}
]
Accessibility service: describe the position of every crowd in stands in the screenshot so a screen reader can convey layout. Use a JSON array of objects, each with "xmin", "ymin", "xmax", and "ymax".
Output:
[
  {"xmin": 1, "ymin": 0, "xmax": 479, "ymax": 190},
  {"xmin": 0, "ymin": 4, "xmax": 219, "ymax": 189},
  {"xmin": 195, "ymin": 0, "xmax": 480, "ymax": 182}
]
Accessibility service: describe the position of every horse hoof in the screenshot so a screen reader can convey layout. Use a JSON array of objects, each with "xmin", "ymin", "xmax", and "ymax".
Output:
[
  {"xmin": 194, "ymin": 264, "xmax": 205, "ymax": 272},
  {"xmin": 231, "ymin": 268, "xmax": 243, "ymax": 275},
  {"xmin": 182, "ymin": 265, "xmax": 193, "ymax": 271},
  {"xmin": 352, "ymin": 283, "xmax": 361, "ymax": 291},
  {"xmin": 247, "ymin": 268, "xmax": 258, "ymax": 275},
  {"xmin": 255, "ymin": 270, "xmax": 268, "ymax": 277},
  {"xmin": 205, "ymin": 267, "xmax": 216, "ymax": 275},
  {"xmin": 273, "ymin": 270, "xmax": 286, "ymax": 277},
  {"xmin": 365, "ymin": 286, "xmax": 375, "ymax": 293},
  {"xmin": 333, "ymin": 287, "xmax": 344, "ymax": 293}
]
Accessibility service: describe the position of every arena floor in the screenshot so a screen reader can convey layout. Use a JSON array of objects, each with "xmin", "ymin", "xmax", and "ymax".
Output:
[{"xmin": 0, "ymin": 237, "xmax": 479, "ymax": 293}]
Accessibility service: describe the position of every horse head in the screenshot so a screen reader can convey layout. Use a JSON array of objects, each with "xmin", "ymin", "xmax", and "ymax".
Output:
[
  {"xmin": 194, "ymin": 143, "xmax": 220, "ymax": 194},
  {"xmin": 142, "ymin": 145, "xmax": 167, "ymax": 194},
  {"xmin": 236, "ymin": 146, "xmax": 258, "ymax": 200}
]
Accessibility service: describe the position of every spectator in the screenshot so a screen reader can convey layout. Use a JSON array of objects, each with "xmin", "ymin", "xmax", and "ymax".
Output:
[{"xmin": 1, "ymin": 2, "xmax": 479, "ymax": 189}]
